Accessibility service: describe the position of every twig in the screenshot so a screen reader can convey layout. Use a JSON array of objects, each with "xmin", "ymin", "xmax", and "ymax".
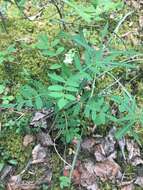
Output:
[
  {"xmin": 90, "ymin": 75, "xmax": 96, "ymax": 98},
  {"xmin": 69, "ymin": 138, "xmax": 81, "ymax": 184},
  {"xmin": 107, "ymin": 71, "xmax": 133, "ymax": 100},
  {"xmin": 50, "ymin": 0, "xmax": 66, "ymax": 30},
  {"xmin": 114, "ymin": 11, "xmax": 134, "ymax": 34},
  {"xmin": 19, "ymin": 160, "xmax": 32, "ymax": 176},
  {"xmin": 53, "ymin": 142, "xmax": 72, "ymax": 168},
  {"xmin": 99, "ymin": 77, "xmax": 122, "ymax": 96}
]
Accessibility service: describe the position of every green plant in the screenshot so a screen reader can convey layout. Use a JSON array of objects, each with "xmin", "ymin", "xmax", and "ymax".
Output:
[
  {"xmin": 0, "ymin": 45, "xmax": 16, "ymax": 65},
  {"xmin": 0, "ymin": 84, "xmax": 14, "ymax": 105},
  {"xmin": 11, "ymin": 29, "xmax": 141, "ymax": 144},
  {"xmin": 59, "ymin": 176, "xmax": 70, "ymax": 189},
  {"xmin": 110, "ymin": 94, "xmax": 143, "ymax": 143},
  {"xmin": 63, "ymin": 0, "xmax": 123, "ymax": 22}
]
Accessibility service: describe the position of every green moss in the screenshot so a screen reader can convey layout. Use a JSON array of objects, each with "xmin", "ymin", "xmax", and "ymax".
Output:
[{"xmin": 0, "ymin": 130, "xmax": 32, "ymax": 167}]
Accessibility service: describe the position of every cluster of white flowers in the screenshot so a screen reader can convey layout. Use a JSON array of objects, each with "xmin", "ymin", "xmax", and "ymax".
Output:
[{"xmin": 63, "ymin": 48, "xmax": 76, "ymax": 65}]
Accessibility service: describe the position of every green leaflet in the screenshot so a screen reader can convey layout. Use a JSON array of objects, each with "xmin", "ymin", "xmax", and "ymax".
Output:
[
  {"xmin": 48, "ymin": 85, "xmax": 64, "ymax": 91},
  {"xmin": 48, "ymin": 92, "xmax": 64, "ymax": 98},
  {"xmin": 49, "ymin": 73, "xmax": 66, "ymax": 83},
  {"xmin": 115, "ymin": 124, "xmax": 133, "ymax": 140},
  {"xmin": 58, "ymin": 98, "xmax": 69, "ymax": 110}
]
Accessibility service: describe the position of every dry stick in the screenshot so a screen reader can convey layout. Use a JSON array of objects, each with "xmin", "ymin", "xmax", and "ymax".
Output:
[
  {"xmin": 114, "ymin": 11, "xmax": 134, "ymax": 34},
  {"xmin": 51, "ymin": 0, "xmax": 66, "ymax": 30},
  {"xmin": 19, "ymin": 160, "xmax": 32, "ymax": 176},
  {"xmin": 107, "ymin": 11, "xmax": 134, "ymax": 46},
  {"xmin": 69, "ymin": 138, "xmax": 81, "ymax": 185},
  {"xmin": 99, "ymin": 77, "xmax": 122, "ymax": 96},
  {"xmin": 107, "ymin": 71, "xmax": 133, "ymax": 100},
  {"xmin": 0, "ymin": 11, "xmax": 8, "ymax": 33},
  {"xmin": 53, "ymin": 142, "xmax": 72, "ymax": 168}
]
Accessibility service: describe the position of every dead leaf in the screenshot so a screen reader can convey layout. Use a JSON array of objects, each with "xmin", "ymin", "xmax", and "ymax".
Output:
[
  {"xmin": 135, "ymin": 176, "xmax": 143, "ymax": 188},
  {"xmin": 94, "ymin": 128, "xmax": 116, "ymax": 161},
  {"xmin": 118, "ymin": 138, "xmax": 126, "ymax": 160},
  {"xmin": 121, "ymin": 184, "xmax": 134, "ymax": 190},
  {"xmin": 79, "ymin": 160, "xmax": 97, "ymax": 188},
  {"xmin": 37, "ymin": 132, "xmax": 53, "ymax": 147},
  {"xmin": 81, "ymin": 138, "xmax": 96, "ymax": 153},
  {"xmin": 9, "ymin": 175, "xmax": 22, "ymax": 184},
  {"xmin": 7, "ymin": 175, "xmax": 22, "ymax": 190},
  {"xmin": 87, "ymin": 183, "xmax": 100, "ymax": 190},
  {"xmin": 37, "ymin": 169, "xmax": 52, "ymax": 184},
  {"xmin": 7, "ymin": 182, "xmax": 39, "ymax": 190},
  {"xmin": 23, "ymin": 135, "xmax": 34, "ymax": 147},
  {"xmin": 31, "ymin": 112, "xmax": 46, "ymax": 123},
  {"xmin": 126, "ymin": 139, "xmax": 143, "ymax": 166},
  {"xmin": 32, "ymin": 144, "xmax": 47, "ymax": 164},
  {"xmin": 94, "ymin": 144, "xmax": 106, "ymax": 162},
  {"xmin": 94, "ymin": 159, "xmax": 122, "ymax": 181},
  {"xmin": 102, "ymin": 127, "xmax": 116, "ymax": 156},
  {"xmin": 72, "ymin": 169, "xmax": 81, "ymax": 184},
  {"xmin": 139, "ymin": 16, "xmax": 143, "ymax": 28},
  {"xmin": 0, "ymin": 165, "xmax": 13, "ymax": 180}
]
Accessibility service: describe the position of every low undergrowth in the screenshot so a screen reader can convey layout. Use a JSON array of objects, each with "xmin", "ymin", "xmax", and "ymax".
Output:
[{"xmin": 0, "ymin": 0, "xmax": 143, "ymax": 189}]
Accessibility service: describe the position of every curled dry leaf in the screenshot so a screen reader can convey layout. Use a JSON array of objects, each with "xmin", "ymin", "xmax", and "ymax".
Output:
[
  {"xmin": 23, "ymin": 134, "xmax": 34, "ymax": 147},
  {"xmin": 126, "ymin": 139, "xmax": 143, "ymax": 166},
  {"xmin": 37, "ymin": 169, "xmax": 52, "ymax": 184},
  {"xmin": 79, "ymin": 160, "xmax": 98, "ymax": 189},
  {"xmin": 81, "ymin": 138, "xmax": 96, "ymax": 153},
  {"xmin": 87, "ymin": 183, "xmax": 100, "ymax": 190},
  {"xmin": 121, "ymin": 184, "xmax": 134, "ymax": 190},
  {"xmin": 94, "ymin": 128, "xmax": 116, "ymax": 161},
  {"xmin": 7, "ymin": 182, "xmax": 39, "ymax": 190},
  {"xmin": 118, "ymin": 138, "xmax": 126, "ymax": 160},
  {"xmin": 94, "ymin": 159, "xmax": 122, "ymax": 182},
  {"xmin": 139, "ymin": 16, "xmax": 143, "ymax": 28},
  {"xmin": 0, "ymin": 165, "xmax": 13, "ymax": 180},
  {"xmin": 31, "ymin": 112, "xmax": 46, "ymax": 124},
  {"xmin": 135, "ymin": 176, "xmax": 143, "ymax": 188},
  {"xmin": 7, "ymin": 175, "xmax": 22, "ymax": 190},
  {"xmin": 37, "ymin": 132, "xmax": 54, "ymax": 147},
  {"xmin": 94, "ymin": 144, "xmax": 106, "ymax": 162},
  {"xmin": 32, "ymin": 144, "xmax": 47, "ymax": 164}
]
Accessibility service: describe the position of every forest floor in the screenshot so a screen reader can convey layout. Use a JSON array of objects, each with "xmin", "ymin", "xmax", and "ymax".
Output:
[{"xmin": 0, "ymin": 0, "xmax": 143, "ymax": 189}]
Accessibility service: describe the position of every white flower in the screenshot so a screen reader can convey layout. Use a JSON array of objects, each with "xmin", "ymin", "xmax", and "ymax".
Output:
[{"xmin": 63, "ymin": 49, "xmax": 76, "ymax": 65}]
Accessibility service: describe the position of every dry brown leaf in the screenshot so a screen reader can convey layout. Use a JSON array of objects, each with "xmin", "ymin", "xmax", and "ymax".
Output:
[
  {"xmin": 79, "ymin": 160, "xmax": 97, "ymax": 189},
  {"xmin": 32, "ymin": 144, "xmax": 46, "ymax": 164},
  {"xmin": 118, "ymin": 138, "xmax": 126, "ymax": 160},
  {"xmin": 23, "ymin": 135, "xmax": 34, "ymax": 147},
  {"xmin": 139, "ymin": 16, "xmax": 143, "ymax": 28},
  {"xmin": 94, "ymin": 144, "xmax": 106, "ymax": 162},
  {"xmin": 94, "ymin": 159, "xmax": 122, "ymax": 181},
  {"xmin": 31, "ymin": 112, "xmax": 46, "ymax": 123},
  {"xmin": 81, "ymin": 138, "xmax": 96, "ymax": 153},
  {"xmin": 121, "ymin": 184, "xmax": 134, "ymax": 190},
  {"xmin": 0, "ymin": 165, "xmax": 13, "ymax": 180},
  {"xmin": 7, "ymin": 175, "xmax": 22, "ymax": 190},
  {"xmin": 135, "ymin": 176, "xmax": 143, "ymax": 188},
  {"xmin": 7, "ymin": 182, "xmax": 39, "ymax": 190},
  {"xmin": 126, "ymin": 139, "xmax": 143, "ymax": 166},
  {"xmin": 87, "ymin": 183, "xmax": 100, "ymax": 190},
  {"xmin": 94, "ymin": 128, "xmax": 116, "ymax": 161},
  {"xmin": 37, "ymin": 132, "xmax": 54, "ymax": 147},
  {"xmin": 38, "ymin": 169, "xmax": 52, "ymax": 184}
]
